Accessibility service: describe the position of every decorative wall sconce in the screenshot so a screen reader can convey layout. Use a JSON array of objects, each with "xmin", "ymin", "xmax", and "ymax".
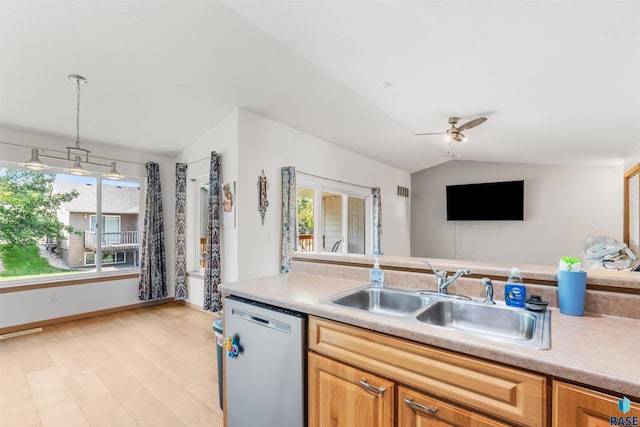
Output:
[
  {"xmin": 23, "ymin": 74, "xmax": 124, "ymax": 180},
  {"xmin": 258, "ymin": 169, "xmax": 269, "ymax": 225}
]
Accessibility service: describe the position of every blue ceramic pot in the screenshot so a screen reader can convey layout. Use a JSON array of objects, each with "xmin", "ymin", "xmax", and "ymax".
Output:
[{"xmin": 557, "ymin": 270, "xmax": 587, "ymax": 316}]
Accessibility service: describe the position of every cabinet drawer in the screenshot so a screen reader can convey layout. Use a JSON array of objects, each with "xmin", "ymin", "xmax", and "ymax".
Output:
[
  {"xmin": 398, "ymin": 386, "xmax": 512, "ymax": 427},
  {"xmin": 309, "ymin": 316, "xmax": 546, "ymax": 427}
]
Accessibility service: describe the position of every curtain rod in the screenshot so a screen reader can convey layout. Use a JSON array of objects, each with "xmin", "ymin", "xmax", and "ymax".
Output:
[
  {"xmin": 0, "ymin": 140, "xmax": 146, "ymax": 166},
  {"xmin": 297, "ymin": 170, "xmax": 372, "ymax": 190}
]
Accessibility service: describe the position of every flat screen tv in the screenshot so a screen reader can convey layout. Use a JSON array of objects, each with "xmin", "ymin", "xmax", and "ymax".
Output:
[{"xmin": 446, "ymin": 180, "xmax": 524, "ymax": 221}]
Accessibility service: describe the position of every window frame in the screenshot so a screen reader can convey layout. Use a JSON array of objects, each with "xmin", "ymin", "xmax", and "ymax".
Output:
[
  {"xmin": 297, "ymin": 175, "xmax": 372, "ymax": 255},
  {"xmin": 196, "ymin": 177, "xmax": 210, "ymax": 272},
  {"xmin": 0, "ymin": 163, "xmax": 144, "ymax": 287},
  {"xmin": 89, "ymin": 214, "xmax": 122, "ymax": 233},
  {"xmin": 84, "ymin": 251, "xmax": 126, "ymax": 266}
]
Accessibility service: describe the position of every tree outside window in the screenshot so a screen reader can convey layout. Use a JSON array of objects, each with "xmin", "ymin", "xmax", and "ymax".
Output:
[
  {"xmin": 0, "ymin": 167, "xmax": 142, "ymax": 282},
  {"xmin": 0, "ymin": 168, "xmax": 79, "ymax": 279},
  {"xmin": 297, "ymin": 196, "xmax": 314, "ymax": 235}
]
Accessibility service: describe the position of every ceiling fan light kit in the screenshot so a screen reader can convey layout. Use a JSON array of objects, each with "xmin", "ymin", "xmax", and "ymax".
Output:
[
  {"xmin": 416, "ymin": 116, "xmax": 487, "ymax": 143},
  {"xmin": 22, "ymin": 74, "xmax": 124, "ymax": 180}
]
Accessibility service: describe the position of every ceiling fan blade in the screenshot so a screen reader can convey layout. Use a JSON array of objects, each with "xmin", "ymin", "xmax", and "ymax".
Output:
[
  {"xmin": 454, "ymin": 132, "xmax": 467, "ymax": 142},
  {"xmin": 415, "ymin": 132, "xmax": 445, "ymax": 136},
  {"xmin": 457, "ymin": 117, "xmax": 487, "ymax": 131}
]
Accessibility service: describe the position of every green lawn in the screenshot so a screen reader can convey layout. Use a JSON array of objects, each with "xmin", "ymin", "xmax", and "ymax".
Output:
[{"xmin": 0, "ymin": 244, "xmax": 77, "ymax": 278}]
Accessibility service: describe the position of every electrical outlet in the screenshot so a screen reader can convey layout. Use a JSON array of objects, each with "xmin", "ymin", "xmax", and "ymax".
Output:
[{"xmin": 50, "ymin": 293, "xmax": 58, "ymax": 302}]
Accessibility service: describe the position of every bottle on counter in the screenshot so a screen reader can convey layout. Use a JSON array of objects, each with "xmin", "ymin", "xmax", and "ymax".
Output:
[
  {"xmin": 505, "ymin": 267, "xmax": 526, "ymax": 307},
  {"xmin": 370, "ymin": 259, "xmax": 384, "ymax": 288}
]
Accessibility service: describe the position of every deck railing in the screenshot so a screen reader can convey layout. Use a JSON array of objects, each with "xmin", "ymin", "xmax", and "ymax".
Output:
[
  {"xmin": 84, "ymin": 231, "xmax": 140, "ymax": 251},
  {"xmin": 298, "ymin": 234, "xmax": 314, "ymax": 252}
]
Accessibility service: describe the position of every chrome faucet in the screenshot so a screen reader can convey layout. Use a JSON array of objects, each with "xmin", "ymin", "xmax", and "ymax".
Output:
[
  {"xmin": 422, "ymin": 260, "xmax": 472, "ymax": 295},
  {"xmin": 481, "ymin": 278, "xmax": 496, "ymax": 305}
]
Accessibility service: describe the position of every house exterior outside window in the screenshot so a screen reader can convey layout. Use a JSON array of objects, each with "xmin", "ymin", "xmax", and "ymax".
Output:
[
  {"xmin": 0, "ymin": 167, "xmax": 144, "ymax": 285},
  {"xmin": 54, "ymin": 176, "xmax": 141, "ymax": 271}
]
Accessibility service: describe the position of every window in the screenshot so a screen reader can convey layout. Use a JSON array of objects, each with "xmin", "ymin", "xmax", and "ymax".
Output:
[
  {"xmin": 90, "ymin": 215, "xmax": 121, "ymax": 243},
  {"xmin": 199, "ymin": 182, "xmax": 208, "ymax": 268},
  {"xmin": 297, "ymin": 176, "xmax": 371, "ymax": 255},
  {"xmin": 0, "ymin": 165, "xmax": 143, "ymax": 284},
  {"xmin": 85, "ymin": 251, "xmax": 126, "ymax": 266}
]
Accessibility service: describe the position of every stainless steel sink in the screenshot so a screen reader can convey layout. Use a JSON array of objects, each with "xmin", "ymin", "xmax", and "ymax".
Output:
[
  {"xmin": 327, "ymin": 287, "xmax": 432, "ymax": 317},
  {"xmin": 416, "ymin": 300, "xmax": 551, "ymax": 350},
  {"xmin": 322, "ymin": 285, "xmax": 551, "ymax": 350}
]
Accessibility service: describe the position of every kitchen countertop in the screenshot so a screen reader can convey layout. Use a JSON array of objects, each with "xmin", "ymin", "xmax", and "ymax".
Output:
[{"xmin": 220, "ymin": 272, "xmax": 640, "ymax": 398}]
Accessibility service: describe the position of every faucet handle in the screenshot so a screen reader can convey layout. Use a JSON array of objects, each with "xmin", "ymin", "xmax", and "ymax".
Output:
[
  {"xmin": 421, "ymin": 259, "xmax": 438, "ymax": 274},
  {"xmin": 481, "ymin": 278, "xmax": 496, "ymax": 305}
]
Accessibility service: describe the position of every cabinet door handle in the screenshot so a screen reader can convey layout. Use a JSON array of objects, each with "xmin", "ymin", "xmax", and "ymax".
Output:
[
  {"xmin": 404, "ymin": 398, "xmax": 438, "ymax": 415},
  {"xmin": 359, "ymin": 379, "xmax": 386, "ymax": 394}
]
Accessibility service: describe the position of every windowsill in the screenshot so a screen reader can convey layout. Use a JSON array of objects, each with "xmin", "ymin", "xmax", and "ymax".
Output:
[
  {"xmin": 0, "ymin": 270, "xmax": 139, "ymax": 293},
  {"xmin": 187, "ymin": 271, "xmax": 205, "ymax": 279}
]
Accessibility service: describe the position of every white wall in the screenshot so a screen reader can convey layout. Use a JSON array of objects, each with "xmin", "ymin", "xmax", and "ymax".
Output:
[
  {"xmin": 0, "ymin": 278, "xmax": 140, "ymax": 327},
  {"xmin": 236, "ymin": 109, "xmax": 411, "ymax": 280},
  {"xmin": 411, "ymin": 160, "xmax": 623, "ymax": 266},
  {"xmin": 176, "ymin": 108, "xmax": 411, "ymax": 305},
  {"xmin": 0, "ymin": 125, "xmax": 175, "ymax": 328},
  {"xmin": 625, "ymin": 143, "xmax": 640, "ymax": 172}
]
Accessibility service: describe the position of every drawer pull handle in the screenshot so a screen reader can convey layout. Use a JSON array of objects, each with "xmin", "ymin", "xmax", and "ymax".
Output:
[
  {"xmin": 359, "ymin": 379, "xmax": 386, "ymax": 394},
  {"xmin": 404, "ymin": 398, "xmax": 438, "ymax": 415}
]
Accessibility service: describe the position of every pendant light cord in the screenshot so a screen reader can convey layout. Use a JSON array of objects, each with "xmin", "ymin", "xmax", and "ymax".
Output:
[{"xmin": 75, "ymin": 77, "xmax": 81, "ymax": 148}]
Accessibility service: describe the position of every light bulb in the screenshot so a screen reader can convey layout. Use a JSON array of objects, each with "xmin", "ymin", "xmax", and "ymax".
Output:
[
  {"xmin": 23, "ymin": 149, "xmax": 47, "ymax": 171},
  {"xmin": 68, "ymin": 156, "xmax": 89, "ymax": 176}
]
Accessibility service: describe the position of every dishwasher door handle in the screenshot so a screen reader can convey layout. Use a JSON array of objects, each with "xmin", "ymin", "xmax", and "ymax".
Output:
[{"xmin": 231, "ymin": 307, "xmax": 292, "ymax": 334}]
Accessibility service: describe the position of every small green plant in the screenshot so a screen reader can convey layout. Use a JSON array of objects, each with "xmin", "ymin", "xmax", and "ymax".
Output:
[{"xmin": 560, "ymin": 256, "xmax": 581, "ymax": 271}]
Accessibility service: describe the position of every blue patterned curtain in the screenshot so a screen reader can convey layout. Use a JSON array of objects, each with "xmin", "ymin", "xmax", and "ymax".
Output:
[
  {"xmin": 204, "ymin": 152, "xmax": 222, "ymax": 312},
  {"xmin": 281, "ymin": 166, "xmax": 297, "ymax": 273},
  {"xmin": 139, "ymin": 162, "xmax": 168, "ymax": 300},
  {"xmin": 372, "ymin": 187, "xmax": 383, "ymax": 255},
  {"xmin": 174, "ymin": 163, "xmax": 188, "ymax": 300}
]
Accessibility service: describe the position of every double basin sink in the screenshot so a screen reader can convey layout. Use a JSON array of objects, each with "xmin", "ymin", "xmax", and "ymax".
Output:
[{"xmin": 322, "ymin": 285, "xmax": 551, "ymax": 350}]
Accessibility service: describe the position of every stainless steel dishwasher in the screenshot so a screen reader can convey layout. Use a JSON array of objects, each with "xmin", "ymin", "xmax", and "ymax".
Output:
[{"xmin": 223, "ymin": 295, "xmax": 306, "ymax": 427}]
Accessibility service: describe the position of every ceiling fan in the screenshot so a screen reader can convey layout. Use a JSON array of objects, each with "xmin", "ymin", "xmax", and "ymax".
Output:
[{"xmin": 415, "ymin": 116, "xmax": 487, "ymax": 142}]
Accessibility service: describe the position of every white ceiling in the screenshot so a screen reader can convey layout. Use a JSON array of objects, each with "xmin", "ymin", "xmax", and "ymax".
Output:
[{"xmin": 1, "ymin": 0, "xmax": 639, "ymax": 173}]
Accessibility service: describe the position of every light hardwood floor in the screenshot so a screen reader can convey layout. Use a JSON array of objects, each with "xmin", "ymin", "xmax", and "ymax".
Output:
[{"xmin": 0, "ymin": 303, "xmax": 224, "ymax": 427}]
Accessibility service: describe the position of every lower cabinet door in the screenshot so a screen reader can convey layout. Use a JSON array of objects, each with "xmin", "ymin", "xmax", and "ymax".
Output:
[
  {"xmin": 308, "ymin": 352, "xmax": 394, "ymax": 427},
  {"xmin": 553, "ymin": 381, "xmax": 640, "ymax": 427},
  {"xmin": 398, "ymin": 386, "xmax": 511, "ymax": 427}
]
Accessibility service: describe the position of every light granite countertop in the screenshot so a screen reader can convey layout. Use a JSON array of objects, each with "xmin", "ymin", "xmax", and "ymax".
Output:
[{"xmin": 220, "ymin": 272, "xmax": 640, "ymax": 398}]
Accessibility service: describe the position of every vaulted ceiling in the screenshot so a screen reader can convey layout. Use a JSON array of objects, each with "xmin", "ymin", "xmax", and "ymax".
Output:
[{"xmin": 1, "ymin": 0, "xmax": 639, "ymax": 173}]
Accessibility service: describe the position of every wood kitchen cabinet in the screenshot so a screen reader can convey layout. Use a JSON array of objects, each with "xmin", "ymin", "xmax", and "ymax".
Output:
[
  {"xmin": 308, "ymin": 352, "xmax": 394, "ymax": 427},
  {"xmin": 308, "ymin": 316, "xmax": 547, "ymax": 427},
  {"xmin": 398, "ymin": 386, "xmax": 511, "ymax": 427},
  {"xmin": 553, "ymin": 381, "xmax": 640, "ymax": 427}
]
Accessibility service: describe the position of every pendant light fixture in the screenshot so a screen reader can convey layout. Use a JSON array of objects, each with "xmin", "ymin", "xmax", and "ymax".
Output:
[
  {"xmin": 66, "ymin": 74, "xmax": 90, "ymax": 176},
  {"xmin": 104, "ymin": 162, "xmax": 123, "ymax": 180},
  {"xmin": 24, "ymin": 148, "xmax": 47, "ymax": 170},
  {"xmin": 68, "ymin": 155, "xmax": 89, "ymax": 176},
  {"xmin": 22, "ymin": 74, "xmax": 124, "ymax": 180}
]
